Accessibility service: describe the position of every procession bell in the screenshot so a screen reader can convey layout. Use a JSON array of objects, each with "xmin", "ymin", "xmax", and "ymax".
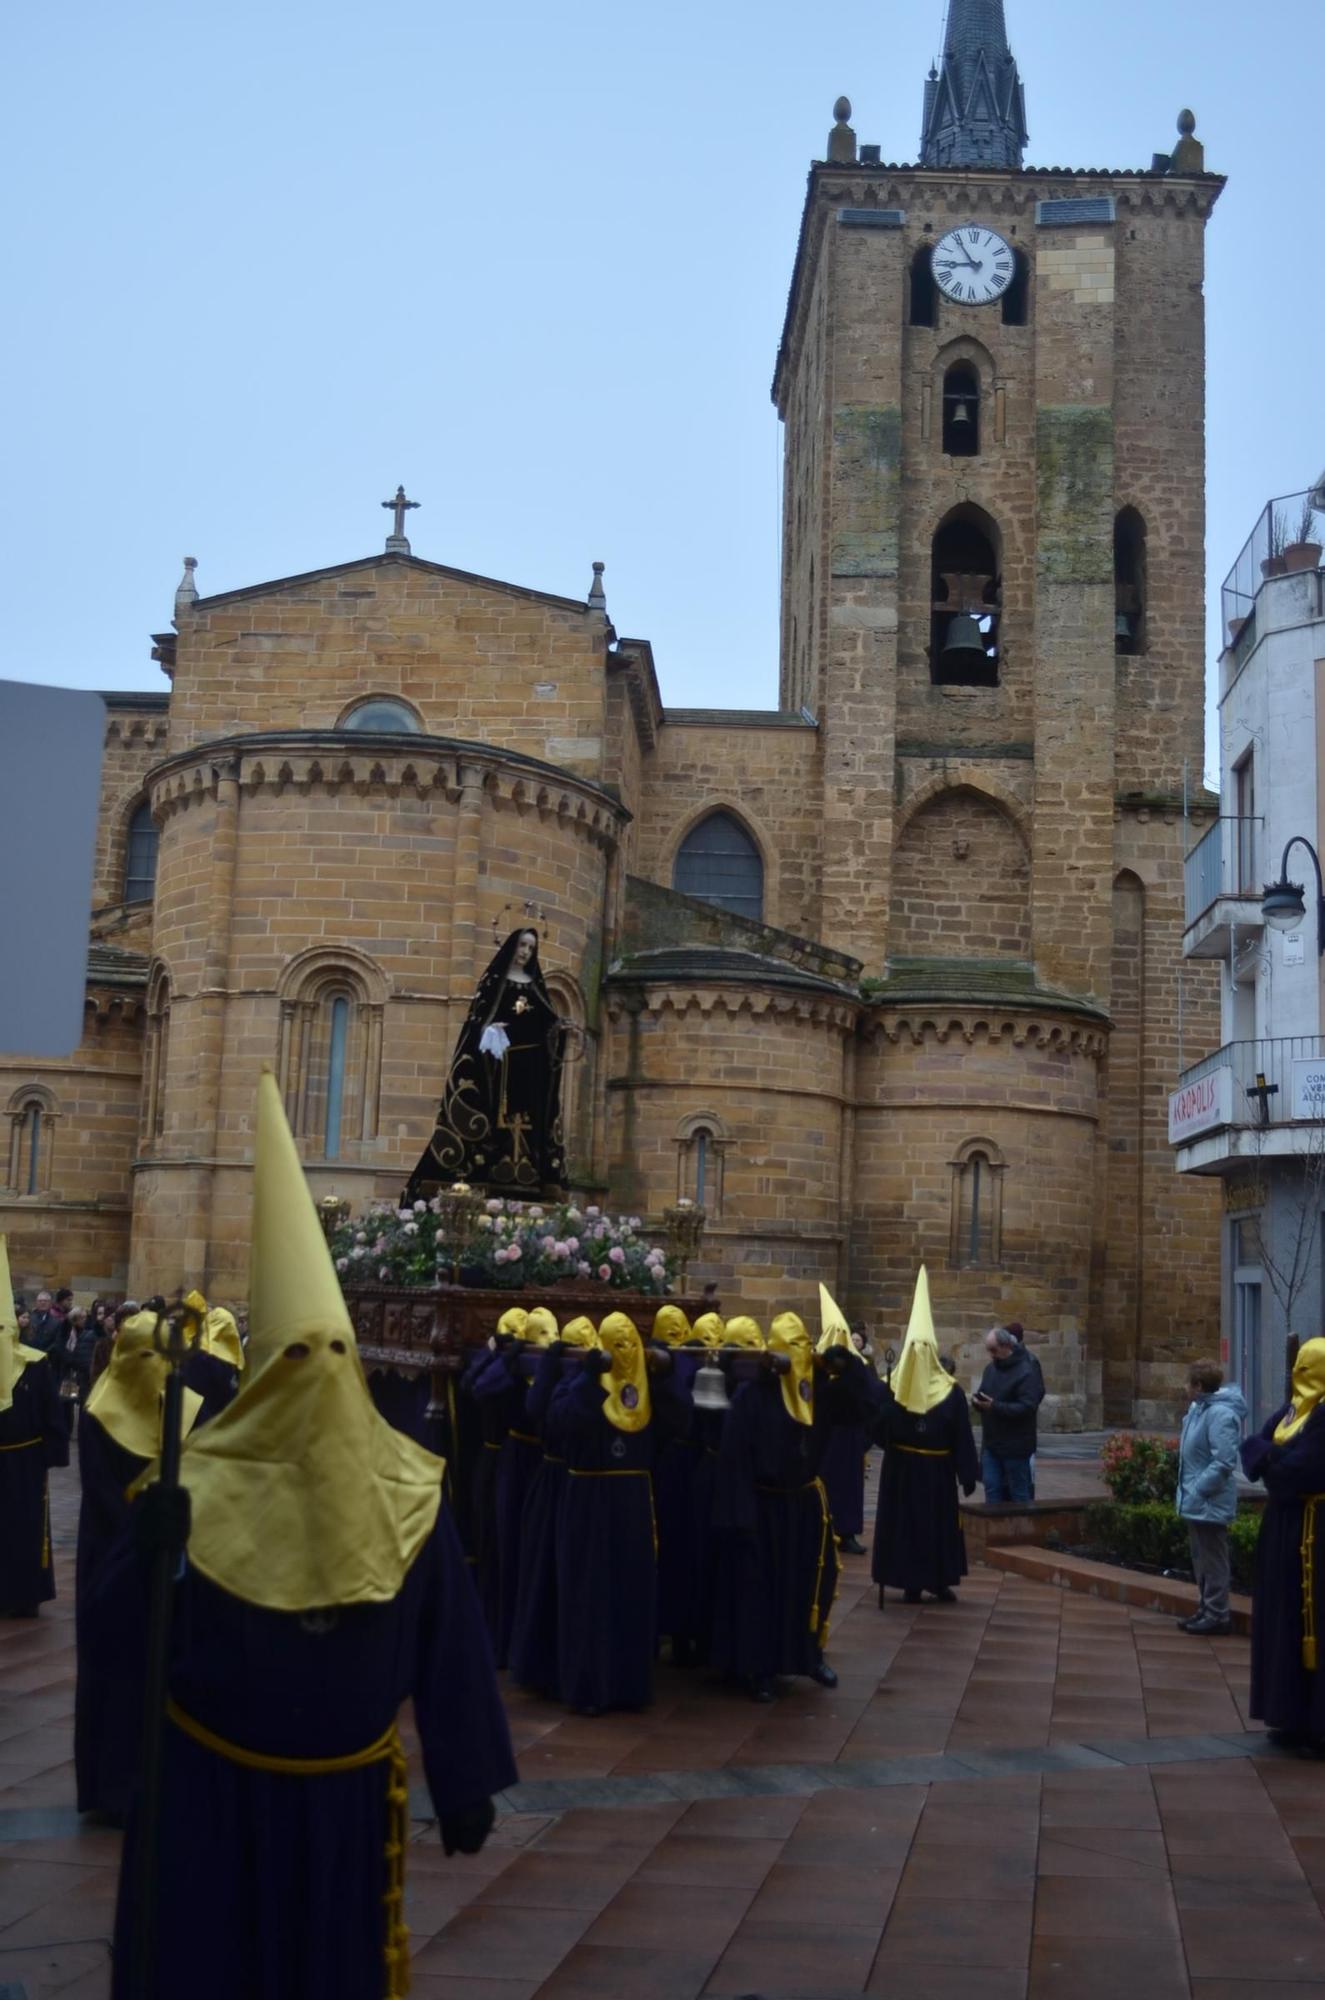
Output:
[{"xmin": 691, "ymin": 1360, "xmax": 731, "ymax": 1412}]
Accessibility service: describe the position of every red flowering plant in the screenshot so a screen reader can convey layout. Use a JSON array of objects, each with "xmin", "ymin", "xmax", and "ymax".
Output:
[{"xmin": 1098, "ymin": 1431, "xmax": 1180, "ymax": 1505}]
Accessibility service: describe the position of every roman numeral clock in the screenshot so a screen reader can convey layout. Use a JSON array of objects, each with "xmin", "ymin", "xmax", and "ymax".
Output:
[{"xmin": 932, "ymin": 225, "xmax": 1015, "ymax": 305}]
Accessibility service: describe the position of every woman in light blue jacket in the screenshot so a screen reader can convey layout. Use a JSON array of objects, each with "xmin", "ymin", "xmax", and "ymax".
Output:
[{"xmin": 1176, "ymin": 1358, "xmax": 1247, "ymax": 1635}]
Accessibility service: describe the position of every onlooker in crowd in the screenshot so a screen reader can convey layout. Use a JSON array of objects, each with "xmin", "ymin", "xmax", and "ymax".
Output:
[
  {"xmin": 1175, "ymin": 1358, "xmax": 1246, "ymax": 1636},
  {"xmin": 1004, "ymin": 1322, "xmax": 1044, "ymax": 1495},
  {"xmin": 61, "ymin": 1309, "xmax": 99, "ymax": 1403},
  {"xmin": 26, "ymin": 1292, "xmax": 64, "ymax": 1354},
  {"xmin": 54, "ymin": 1288, "xmax": 74, "ymax": 1318},
  {"xmin": 973, "ymin": 1325, "xmax": 1045, "ymax": 1503}
]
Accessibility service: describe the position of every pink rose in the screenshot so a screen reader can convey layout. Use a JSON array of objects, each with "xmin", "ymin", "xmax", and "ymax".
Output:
[
  {"xmin": 553, "ymin": 1241, "xmax": 569, "ymax": 1259},
  {"xmin": 541, "ymin": 1236, "xmax": 556, "ymax": 1253},
  {"xmin": 609, "ymin": 1246, "xmax": 625, "ymax": 1266},
  {"xmin": 598, "ymin": 1263, "xmax": 612, "ymax": 1280},
  {"xmin": 335, "ymin": 1256, "xmax": 349, "ymax": 1272},
  {"xmin": 485, "ymin": 1198, "xmax": 504, "ymax": 1214},
  {"xmin": 578, "ymin": 1262, "xmax": 591, "ymax": 1277},
  {"xmin": 566, "ymin": 1236, "xmax": 579, "ymax": 1253},
  {"xmin": 507, "ymin": 1242, "xmax": 522, "ymax": 1261},
  {"xmin": 413, "ymin": 1199, "xmax": 427, "ymax": 1215}
]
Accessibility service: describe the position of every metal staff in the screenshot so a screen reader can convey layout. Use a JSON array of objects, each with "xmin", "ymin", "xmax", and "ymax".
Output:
[{"xmin": 132, "ymin": 1294, "xmax": 199, "ymax": 2000}]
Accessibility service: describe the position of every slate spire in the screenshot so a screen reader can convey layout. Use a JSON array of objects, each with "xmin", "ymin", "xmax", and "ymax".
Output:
[{"xmin": 920, "ymin": 0, "xmax": 1028, "ymax": 170}]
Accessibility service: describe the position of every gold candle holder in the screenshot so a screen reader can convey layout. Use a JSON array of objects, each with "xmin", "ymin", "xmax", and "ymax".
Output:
[
  {"xmin": 662, "ymin": 1197, "xmax": 707, "ymax": 1290},
  {"xmin": 434, "ymin": 1181, "xmax": 486, "ymax": 1283},
  {"xmin": 317, "ymin": 1195, "xmax": 351, "ymax": 1245}
]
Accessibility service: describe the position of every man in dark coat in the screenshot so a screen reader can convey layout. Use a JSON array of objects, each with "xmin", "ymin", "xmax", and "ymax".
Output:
[
  {"xmin": 0, "ymin": 1236, "xmax": 69, "ymax": 1616},
  {"xmin": 1241, "ymin": 1336, "xmax": 1325, "ymax": 1751},
  {"xmin": 870, "ymin": 1267, "xmax": 978, "ymax": 1605},
  {"xmin": 90, "ymin": 1072, "xmax": 516, "ymax": 2000},
  {"xmin": 974, "ymin": 1324, "xmax": 1044, "ymax": 1502}
]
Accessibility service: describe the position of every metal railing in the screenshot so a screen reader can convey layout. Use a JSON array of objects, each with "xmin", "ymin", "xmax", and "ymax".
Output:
[
  {"xmin": 1175, "ymin": 1036, "xmax": 1325, "ymax": 1129},
  {"xmin": 1222, "ymin": 486, "xmax": 1325, "ymax": 639},
  {"xmin": 1183, "ymin": 816, "xmax": 1264, "ymax": 927}
]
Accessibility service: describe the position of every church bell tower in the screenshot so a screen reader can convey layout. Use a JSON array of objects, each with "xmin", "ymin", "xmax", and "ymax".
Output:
[{"xmin": 773, "ymin": 2, "xmax": 1224, "ymax": 1421}]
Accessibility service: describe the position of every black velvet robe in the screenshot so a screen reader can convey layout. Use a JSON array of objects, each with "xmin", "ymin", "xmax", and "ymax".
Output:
[
  {"xmin": 819, "ymin": 1419, "xmax": 868, "ymax": 1541},
  {"xmin": 870, "ymin": 1383, "xmax": 979, "ymax": 1595},
  {"xmin": 466, "ymin": 1348, "xmax": 528, "ymax": 1658},
  {"xmin": 75, "ymin": 1412, "xmax": 151, "ymax": 1816},
  {"xmin": 710, "ymin": 1367, "xmax": 875, "ymax": 1681},
  {"xmin": 1242, "ymin": 1405, "xmax": 1325, "ymax": 1741},
  {"xmin": 0, "ymin": 1356, "xmax": 69, "ymax": 1613},
  {"xmin": 405, "ymin": 928, "xmax": 566, "ymax": 1197},
  {"xmin": 90, "ymin": 1505, "xmax": 517, "ymax": 2000}
]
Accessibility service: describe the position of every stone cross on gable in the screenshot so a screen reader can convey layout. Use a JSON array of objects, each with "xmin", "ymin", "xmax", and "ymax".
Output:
[{"xmin": 382, "ymin": 486, "xmax": 419, "ymax": 554}]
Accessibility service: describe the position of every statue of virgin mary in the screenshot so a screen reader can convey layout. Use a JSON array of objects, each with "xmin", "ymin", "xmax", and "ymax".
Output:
[{"xmin": 405, "ymin": 928, "xmax": 567, "ymax": 1199}]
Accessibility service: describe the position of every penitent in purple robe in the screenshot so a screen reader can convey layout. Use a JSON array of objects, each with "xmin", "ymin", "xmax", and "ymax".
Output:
[
  {"xmin": 88, "ymin": 1501, "xmax": 517, "ymax": 2000},
  {"xmin": 0, "ymin": 1355, "xmax": 69, "ymax": 1614},
  {"xmin": 75, "ymin": 1412, "xmax": 151, "ymax": 1818},
  {"xmin": 711, "ymin": 1365, "xmax": 877, "ymax": 1681},
  {"xmin": 508, "ymin": 1347, "xmax": 571, "ymax": 1698},
  {"xmin": 1242, "ymin": 1405, "xmax": 1325, "ymax": 1742},
  {"xmin": 653, "ymin": 1349, "xmax": 708, "ymax": 1650},
  {"xmin": 818, "ymin": 1419, "xmax": 868, "ymax": 1541},
  {"xmin": 870, "ymin": 1383, "xmax": 979, "ymax": 1595}
]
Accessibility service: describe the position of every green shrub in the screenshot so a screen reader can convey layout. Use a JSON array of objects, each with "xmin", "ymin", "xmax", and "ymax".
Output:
[{"xmin": 1083, "ymin": 1499, "xmax": 1263, "ymax": 1592}]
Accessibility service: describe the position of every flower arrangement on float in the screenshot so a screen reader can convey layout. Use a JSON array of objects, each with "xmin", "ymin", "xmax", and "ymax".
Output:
[{"xmin": 329, "ymin": 1196, "xmax": 675, "ymax": 1294}]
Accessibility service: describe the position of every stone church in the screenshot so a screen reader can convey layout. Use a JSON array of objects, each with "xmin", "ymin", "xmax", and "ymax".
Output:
[{"xmin": 2, "ymin": 2, "xmax": 1226, "ymax": 1423}]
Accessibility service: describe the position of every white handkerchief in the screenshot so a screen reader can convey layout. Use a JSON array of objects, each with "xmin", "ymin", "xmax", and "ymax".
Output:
[{"xmin": 479, "ymin": 1024, "xmax": 511, "ymax": 1060}]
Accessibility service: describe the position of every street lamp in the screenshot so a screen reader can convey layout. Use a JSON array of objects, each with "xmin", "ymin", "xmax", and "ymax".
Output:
[{"xmin": 1262, "ymin": 835, "xmax": 1325, "ymax": 956}]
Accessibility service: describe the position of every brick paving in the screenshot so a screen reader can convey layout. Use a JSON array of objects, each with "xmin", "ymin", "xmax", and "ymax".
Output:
[{"xmin": 1, "ymin": 1456, "xmax": 1321, "ymax": 1999}]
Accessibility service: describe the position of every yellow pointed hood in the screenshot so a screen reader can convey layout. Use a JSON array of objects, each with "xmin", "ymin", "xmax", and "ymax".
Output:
[
  {"xmin": 652, "ymin": 1305, "xmax": 692, "ymax": 1347},
  {"xmin": 524, "ymin": 1306, "xmax": 559, "ymax": 1346},
  {"xmin": 559, "ymin": 1315, "xmax": 599, "ymax": 1349},
  {"xmin": 84, "ymin": 1310, "xmax": 204, "ymax": 1462},
  {"xmin": 597, "ymin": 1311, "xmax": 651, "ymax": 1432},
  {"xmin": 176, "ymin": 1072, "xmax": 443, "ymax": 1611},
  {"xmin": 722, "ymin": 1314, "xmax": 764, "ymax": 1350},
  {"xmin": 817, "ymin": 1282, "xmax": 855, "ymax": 1356},
  {"xmin": 183, "ymin": 1289, "xmax": 246, "ymax": 1373},
  {"xmin": 691, "ymin": 1311, "xmax": 726, "ymax": 1347},
  {"xmin": 0, "ymin": 1236, "xmax": 44, "ymax": 1412},
  {"xmin": 1275, "ymin": 1336, "xmax": 1325, "ymax": 1442},
  {"xmin": 891, "ymin": 1266, "xmax": 952, "ymax": 1415},
  {"xmin": 769, "ymin": 1311, "xmax": 815, "ymax": 1425}
]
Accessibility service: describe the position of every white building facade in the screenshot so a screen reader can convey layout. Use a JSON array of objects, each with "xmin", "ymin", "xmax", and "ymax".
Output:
[{"xmin": 1171, "ymin": 490, "xmax": 1325, "ymax": 1426}]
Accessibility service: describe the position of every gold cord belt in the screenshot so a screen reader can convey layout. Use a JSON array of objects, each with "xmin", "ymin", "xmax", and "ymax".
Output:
[
  {"xmin": 0, "ymin": 1436, "xmax": 41, "ymax": 1452},
  {"xmin": 893, "ymin": 1445, "xmax": 950, "ymax": 1458},
  {"xmin": 1303, "ymin": 1494, "xmax": 1324, "ymax": 1672},
  {"xmin": 167, "ymin": 1699, "xmax": 411, "ymax": 1996},
  {"xmin": 507, "ymin": 1430, "xmax": 540, "ymax": 1447}
]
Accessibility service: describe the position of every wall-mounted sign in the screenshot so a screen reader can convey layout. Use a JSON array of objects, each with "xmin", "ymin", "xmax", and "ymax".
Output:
[
  {"xmin": 1169, "ymin": 1066, "xmax": 1233, "ymax": 1144},
  {"xmin": 1283, "ymin": 932, "xmax": 1305, "ymax": 966},
  {"xmin": 1292, "ymin": 1058, "xmax": 1325, "ymax": 1119}
]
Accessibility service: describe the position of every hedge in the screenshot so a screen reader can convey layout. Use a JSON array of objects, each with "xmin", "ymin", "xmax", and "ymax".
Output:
[{"xmin": 1081, "ymin": 1501, "xmax": 1262, "ymax": 1594}]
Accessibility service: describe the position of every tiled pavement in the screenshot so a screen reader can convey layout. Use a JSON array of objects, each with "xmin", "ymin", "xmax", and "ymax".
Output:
[{"xmin": 2, "ymin": 1458, "xmax": 1322, "ymax": 1998}]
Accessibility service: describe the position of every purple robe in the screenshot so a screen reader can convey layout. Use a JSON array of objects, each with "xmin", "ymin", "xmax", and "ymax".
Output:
[
  {"xmin": 90, "ymin": 1502, "xmax": 517, "ymax": 2000},
  {"xmin": 1242, "ymin": 1404, "xmax": 1325, "ymax": 1741},
  {"xmin": 0, "ymin": 1355, "xmax": 69, "ymax": 1613}
]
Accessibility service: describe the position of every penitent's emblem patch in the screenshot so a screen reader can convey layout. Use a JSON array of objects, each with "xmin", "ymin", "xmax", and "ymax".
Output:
[
  {"xmin": 799, "ymin": 1378, "xmax": 813, "ymax": 1403},
  {"xmin": 621, "ymin": 1384, "xmax": 639, "ymax": 1409},
  {"xmin": 299, "ymin": 1610, "xmax": 339, "ymax": 1636},
  {"xmin": 610, "ymin": 1437, "xmax": 627, "ymax": 1461}
]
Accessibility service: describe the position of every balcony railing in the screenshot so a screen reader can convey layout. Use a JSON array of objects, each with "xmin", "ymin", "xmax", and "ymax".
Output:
[
  {"xmin": 1173, "ymin": 1036, "xmax": 1325, "ymax": 1137},
  {"xmin": 1183, "ymin": 816, "xmax": 1264, "ymax": 928},
  {"xmin": 1222, "ymin": 486, "xmax": 1324, "ymax": 641}
]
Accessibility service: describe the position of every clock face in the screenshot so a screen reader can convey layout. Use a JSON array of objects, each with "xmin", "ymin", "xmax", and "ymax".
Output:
[{"xmin": 931, "ymin": 226, "xmax": 1015, "ymax": 306}]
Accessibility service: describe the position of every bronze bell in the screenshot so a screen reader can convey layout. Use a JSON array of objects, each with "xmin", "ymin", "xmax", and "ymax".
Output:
[
  {"xmin": 692, "ymin": 1360, "xmax": 731, "ymax": 1412},
  {"xmin": 939, "ymin": 612, "xmax": 988, "ymax": 672},
  {"xmin": 950, "ymin": 398, "xmax": 973, "ymax": 428},
  {"xmin": 1115, "ymin": 610, "xmax": 1134, "ymax": 640}
]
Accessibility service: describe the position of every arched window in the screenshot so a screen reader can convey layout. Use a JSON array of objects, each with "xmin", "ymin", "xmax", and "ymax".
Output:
[
  {"xmin": 950, "ymin": 1141, "xmax": 1004, "ymax": 1268},
  {"xmin": 276, "ymin": 948, "xmax": 388, "ymax": 1160},
  {"xmin": 123, "ymin": 800, "xmax": 159, "ymax": 903},
  {"xmin": 673, "ymin": 812, "xmax": 764, "ymax": 921},
  {"xmin": 909, "ymin": 245, "xmax": 938, "ymax": 328},
  {"xmin": 142, "ymin": 965, "xmax": 172, "ymax": 1147},
  {"xmin": 338, "ymin": 697, "xmax": 422, "ymax": 733},
  {"xmin": 5, "ymin": 1086, "xmax": 58, "ymax": 1196},
  {"xmin": 676, "ymin": 1115, "xmax": 726, "ymax": 1217},
  {"xmin": 1114, "ymin": 508, "xmax": 1147, "ymax": 656},
  {"xmin": 1001, "ymin": 247, "xmax": 1030, "ymax": 326},
  {"xmin": 942, "ymin": 362, "xmax": 980, "ymax": 457},
  {"xmin": 930, "ymin": 507, "xmax": 1001, "ymax": 687}
]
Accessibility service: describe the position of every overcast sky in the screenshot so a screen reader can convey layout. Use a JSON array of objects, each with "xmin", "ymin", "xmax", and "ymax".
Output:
[{"xmin": 6, "ymin": 0, "xmax": 1320, "ymax": 784}]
